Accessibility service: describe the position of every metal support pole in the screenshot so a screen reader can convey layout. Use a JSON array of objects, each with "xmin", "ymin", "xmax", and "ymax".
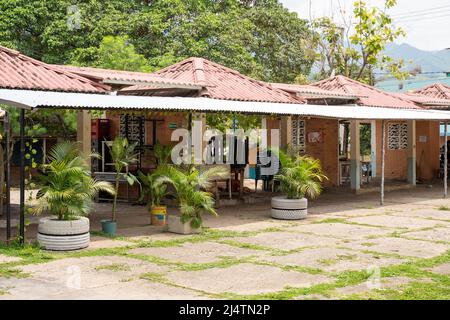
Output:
[
  {"xmin": 19, "ymin": 109, "xmax": 25, "ymax": 244},
  {"xmin": 4, "ymin": 111, "xmax": 11, "ymax": 243},
  {"xmin": 380, "ymin": 120, "xmax": 386, "ymax": 205},
  {"xmin": 444, "ymin": 121, "xmax": 448, "ymax": 198}
]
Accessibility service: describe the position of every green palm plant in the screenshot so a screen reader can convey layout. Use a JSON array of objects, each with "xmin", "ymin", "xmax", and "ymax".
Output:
[
  {"xmin": 275, "ymin": 150, "xmax": 328, "ymax": 200},
  {"xmin": 108, "ymin": 137, "xmax": 140, "ymax": 222},
  {"xmin": 155, "ymin": 165, "xmax": 228, "ymax": 228},
  {"xmin": 34, "ymin": 142, "xmax": 114, "ymax": 220},
  {"xmin": 138, "ymin": 166, "xmax": 169, "ymax": 206},
  {"xmin": 153, "ymin": 142, "xmax": 172, "ymax": 166}
]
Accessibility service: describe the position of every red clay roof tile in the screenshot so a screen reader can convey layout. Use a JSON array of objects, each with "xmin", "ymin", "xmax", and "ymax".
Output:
[
  {"xmin": 0, "ymin": 46, "xmax": 109, "ymax": 93},
  {"xmin": 55, "ymin": 65, "xmax": 202, "ymax": 89},
  {"xmin": 414, "ymin": 83, "xmax": 450, "ymax": 100},
  {"xmin": 312, "ymin": 75, "xmax": 421, "ymax": 109},
  {"xmin": 270, "ymin": 83, "xmax": 361, "ymax": 100},
  {"xmin": 149, "ymin": 57, "xmax": 304, "ymax": 104}
]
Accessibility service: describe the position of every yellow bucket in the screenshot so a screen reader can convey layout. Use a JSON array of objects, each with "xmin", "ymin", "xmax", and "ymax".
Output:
[{"xmin": 151, "ymin": 206, "xmax": 167, "ymax": 226}]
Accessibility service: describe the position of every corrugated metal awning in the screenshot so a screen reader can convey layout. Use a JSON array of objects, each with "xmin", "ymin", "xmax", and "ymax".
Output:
[{"xmin": 1, "ymin": 89, "xmax": 450, "ymax": 120}]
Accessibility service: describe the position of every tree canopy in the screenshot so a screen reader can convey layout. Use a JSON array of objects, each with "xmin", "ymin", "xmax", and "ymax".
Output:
[
  {"xmin": 312, "ymin": 0, "xmax": 406, "ymax": 84},
  {"xmin": 0, "ymin": 0, "xmax": 315, "ymax": 82}
]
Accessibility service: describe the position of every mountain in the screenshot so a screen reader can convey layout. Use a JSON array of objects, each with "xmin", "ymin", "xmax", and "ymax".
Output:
[{"xmin": 384, "ymin": 43, "xmax": 450, "ymax": 73}]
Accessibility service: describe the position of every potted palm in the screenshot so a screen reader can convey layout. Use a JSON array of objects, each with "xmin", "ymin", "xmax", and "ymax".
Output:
[
  {"xmin": 34, "ymin": 142, "xmax": 114, "ymax": 251},
  {"xmin": 271, "ymin": 150, "xmax": 327, "ymax": 220},
  {"xmin": 138, "ymin": 167, "xmax": 169, "ymax": 226},
  {"xmin": 102, "ymin": 137, "xmax": 139, "ymax": 235},
  {"xmin": 157, "ymin": 165, "xmax": 228, "ymax": 234}
]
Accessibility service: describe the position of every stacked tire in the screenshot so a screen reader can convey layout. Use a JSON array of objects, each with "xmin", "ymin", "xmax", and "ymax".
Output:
[
  {"xmin": 37, "ymin": 217, "xmax": 90, "ymax": 251},
  {"xmin": 271, "ymin": 196, "xmax": 307, "ymax": 220}
]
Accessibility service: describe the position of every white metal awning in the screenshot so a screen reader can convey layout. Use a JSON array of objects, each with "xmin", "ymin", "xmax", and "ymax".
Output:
[{"xmin": 1, "ymin": 89, "xmax": 450, "ymax": 120}]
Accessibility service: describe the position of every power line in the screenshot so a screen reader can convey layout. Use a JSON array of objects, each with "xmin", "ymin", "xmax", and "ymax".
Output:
[
  {"xmin": 395, "ymin": 12, "xmax": 450, "ymax": 23},
  {"xmin": 374, "ymin": 71, "xmax": 450, "ymax": 75},
  {"xmin": 390, "ymin": 4, "xmax": 450, "ymax": 18},
  {"xmin": 393, "ymin": 9, "xmax": 450, "ymax": 21}
]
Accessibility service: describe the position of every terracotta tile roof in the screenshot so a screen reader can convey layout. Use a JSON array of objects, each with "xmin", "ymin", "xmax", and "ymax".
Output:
[
  {"xmin": 56, "ymin": 65, "xmax": 203, "ymax": 89},
  {"xmin": 0, "ymin": 46, "xmax": 109, "ymax": 93},
  {"xmin": 413, "ymin": 83, "xmax": 450, "ymax": 100},
  {"xmin": 312, "ymin": 75, "xmax": 421, "ymax": 109},
  {"xmin": 270, "ymin": 83, "xmax": 361, "ymax": 100},
  {"xmin": 391, "ymin": 92, "xmax": 450, "ymax": 107},
  {"xmin": 147, "ymin": 57, "xmax": 304, "ymax": 103}
]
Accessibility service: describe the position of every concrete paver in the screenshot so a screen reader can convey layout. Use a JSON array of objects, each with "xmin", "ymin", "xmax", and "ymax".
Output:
[
  {"xmin": 286, "ymin": 222, "xmax": 390, "ymax": 239},
  {"xmin": 129, "ymin": 242, "xmax": 263, "ymax": 264},
  {"xmin": 165, "ymin": 263, "xmax": 332, "ymax": 295},
  {"xmin": 347, "ymin": 215, "xmax": 449, "ymax": 230},
  {"xmin": 257, "ymin": 247, "xmax": 404, "ymax": 273},
  {"xmin": 229, "ymin": 231, "xmax": 337, "ymax": 250},
  {"xmin": 342, "ymin": 237, "xmax": 449, "ymax": 258}
]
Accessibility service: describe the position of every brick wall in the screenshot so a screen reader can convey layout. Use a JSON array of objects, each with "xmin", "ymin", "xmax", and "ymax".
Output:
[
  {"xmin": 304, "ymin": 118, "xmax": 339, "ymax": 187},
  {"xmin": 373, "ymin": 120, "xmax": 440, "ymax": 182},
  {"xmin": 375, "ymin": 120, "xmax": 407, "ymax": 179}
]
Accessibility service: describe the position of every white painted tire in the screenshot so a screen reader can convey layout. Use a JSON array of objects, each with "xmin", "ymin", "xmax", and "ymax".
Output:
[
  {"xmin": 37, "ymin": 217, "xmax": 90, "ymax": 251},
  {"xmin": 271, "ymin": 196, "xmax": 308, "ymax": 220}
]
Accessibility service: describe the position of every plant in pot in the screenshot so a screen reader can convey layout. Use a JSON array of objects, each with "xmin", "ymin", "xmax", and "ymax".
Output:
[
  {"xmin": 34, "ymin": 142, "xmax": 114, "ymax": 251},
  {"xmin": 103, "ymin": 137, "xmax": 139, "ymax": 236},
  {"xmin": 153, "ymin": 141, "xmax": 172, "ymax": 166},
  {"xmin": 271, "ymin": 149, "xmax": 327, "ymax": 220},
  {"xmin": 156, "ymin": 165, "xmax": 228, "ymax": 234},
  {"xmin": 138, "ymin": 166, "xmax": 170, "ymax": 226}
]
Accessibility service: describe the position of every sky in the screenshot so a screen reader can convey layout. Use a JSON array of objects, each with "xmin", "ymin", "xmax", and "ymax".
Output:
[{"xmin": 280, "ymin": 0, "xmax": 450, "ymax": 51}]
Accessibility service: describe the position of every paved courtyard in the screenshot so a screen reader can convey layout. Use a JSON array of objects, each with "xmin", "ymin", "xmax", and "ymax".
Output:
[{"xmin": 0, "ymin": 186, "xmax": 449, "ymax": 300}]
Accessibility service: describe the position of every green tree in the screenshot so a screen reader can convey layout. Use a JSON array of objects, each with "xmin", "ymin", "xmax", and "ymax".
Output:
[
  {"xmin": 313, "ymin": 0, "xmax": 407, "ymax": 83},
  {"xmin": 242, "ymin": 0, "xmax": 316, "ymax": 82},
  {"xmin": 0, "ymin": 0, "xmax": 138, "ymax": 64},
  {"xmin": 0, "ymin": 0, "xmax": 316, "ymax": 81},
  {"xmin": 72, "ymin": 35, "xmax": 153, "ymax": 71}
]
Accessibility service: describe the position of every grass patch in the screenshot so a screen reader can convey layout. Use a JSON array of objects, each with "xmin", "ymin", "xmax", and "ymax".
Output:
[
  {"xmin": 319, "ymin": 254, "xmax": 357, "ymax": 266},
  {"xmin": 175, "ymin": 256, "xmax": 254, "ymax": 272},
  {"xmin": 0, "ymin": 287, "xmax": 11, "ymax": 296},
  {"xmin": 437, "ymin": 205, "xmax": 450, "ymax": 211},
  {"xmin": 140, "ymin": 272, "xmax": 168, "ymax": 283},
  {"xmin": 318, "ymin": 258, "xmax": 336, "ymax": 266},
  {"xmin": 347, "ymin": 280, "xmax": 450, "ymax": 300},
  {"xmin": 251, "ymin": 259, "xmax": 324, "ymax": 275},
  {"xmin": 90, "ymin": 231, "xmax": 129, "ymax": 241},
  {"xmin": 217, "ymin": 240, "xmax": 277, "ymax": 253},
  {"xmin": 134, "ymin": 229, "xmax": 258, "ymax": 249},
  {"xmin": 125, "ymin": 253, "xmax": 176, "ymax": 266},
  {"xmin": 0, "ymin": 266, "xmax": 29, "ymax": 278},
  {"xmin": 313, "ymin": 218, "xmax": 348, "ymax": 224},
  {"xmin": 95, "ymin": 263, "xmax": 131, "ymax": 272},
  {"xmin": 361, "ymin": 242, "xmax": 376, "ymax": 247}
]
